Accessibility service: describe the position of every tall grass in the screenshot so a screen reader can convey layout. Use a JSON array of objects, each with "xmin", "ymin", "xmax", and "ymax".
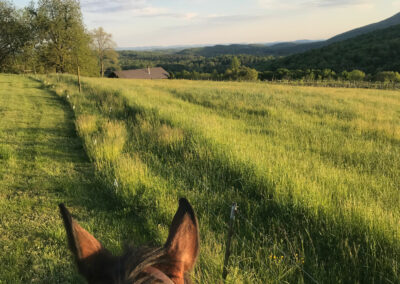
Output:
[{"xmin": 40, "ymin": 75, "xmax": 399, "ymax": 283}]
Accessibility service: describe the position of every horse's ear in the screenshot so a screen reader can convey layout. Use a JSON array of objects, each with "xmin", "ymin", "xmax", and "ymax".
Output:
[
  {"xmin": 59, "ymin": 204, "xmax": 103, "ymax": 260},
  {"xmin": 162, "ymin": 198, "xmax": 199, "ymax": 279},
  {"xmin": 59, "ymin": 204, "xmax": 114, "ymax": 282}
]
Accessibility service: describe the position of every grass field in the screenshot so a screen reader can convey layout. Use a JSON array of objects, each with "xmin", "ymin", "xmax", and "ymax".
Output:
[
  {"xmin": 1, "ymin": 73, "xmax": 399, "ymax": 283},
  {"xmin": 0, "ymin": 74, "xmax": 157, "ymax": 283}
]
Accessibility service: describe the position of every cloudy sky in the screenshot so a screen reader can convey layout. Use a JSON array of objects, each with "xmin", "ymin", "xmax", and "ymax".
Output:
[{"xmin": 14, "ymin": 0, "xmax": 400, "ymax": 47}]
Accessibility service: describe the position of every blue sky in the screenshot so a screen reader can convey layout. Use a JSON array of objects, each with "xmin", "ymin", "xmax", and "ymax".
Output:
[{"xmin": 13, "ymin": 0, "xmax": 400, "ymax": 47}]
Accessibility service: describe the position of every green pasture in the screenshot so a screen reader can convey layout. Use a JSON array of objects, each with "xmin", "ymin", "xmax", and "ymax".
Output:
[{"xmin": 0, "ymin": 73, "xmax": 399, "ymax": 283}]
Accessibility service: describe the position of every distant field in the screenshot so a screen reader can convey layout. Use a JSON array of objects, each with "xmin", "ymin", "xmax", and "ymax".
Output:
[{"xmin": 2, "ymin": 74, "xmax": 399, "ymax": 283}]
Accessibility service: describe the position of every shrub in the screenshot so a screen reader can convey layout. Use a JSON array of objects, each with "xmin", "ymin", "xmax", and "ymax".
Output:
[
  {"xmin": 375, "ymin": 71, "xmax": 400, "ymax": 83},
  {"xmin": 347, "ymin": 70, "xmax": 366, "ymax": 81}
]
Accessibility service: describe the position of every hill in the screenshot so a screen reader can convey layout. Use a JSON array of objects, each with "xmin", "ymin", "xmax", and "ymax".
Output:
[
  {"xmin": 178, "ymin": 41, "xmax": 324, "ymax": 57},
  {"xmin": 267, "ymin": 24, "xmax": 400, "ymax": 73},
  {"xmin": 178, "ymin": 12, "xmax": 400, "ymax": 57}
]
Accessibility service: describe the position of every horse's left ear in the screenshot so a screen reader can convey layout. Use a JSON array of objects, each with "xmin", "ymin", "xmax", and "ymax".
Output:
[
  {"xmin": 161, "ymin": 198, "xmax": 199, "ymax": 281},
  {"xmin": 59, "ymin": 204, "xmax": 103, "ymax": 260}
]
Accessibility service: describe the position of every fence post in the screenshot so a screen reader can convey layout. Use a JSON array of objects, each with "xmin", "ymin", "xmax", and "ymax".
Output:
[
  {"xmin": 222, "ymin": 202, "xmax": 238, "ymax": 280},
  {"xmin": 77, "ymin": 65, "xmax": 82, "ymax": 93}
]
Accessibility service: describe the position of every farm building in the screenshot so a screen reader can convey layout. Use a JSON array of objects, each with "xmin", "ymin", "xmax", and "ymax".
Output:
[{"xmin": 109, "ymin": 67, "xmax": 169, "ymax": 79}]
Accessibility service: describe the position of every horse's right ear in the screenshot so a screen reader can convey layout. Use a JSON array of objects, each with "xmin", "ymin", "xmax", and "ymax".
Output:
[
  {"xmin": 161, "ymin": 198, "xmax": 199, "ymax": 282},
  {"xmin": 58, "ymin": 204, "xmax": 111, "ymax": 280}
]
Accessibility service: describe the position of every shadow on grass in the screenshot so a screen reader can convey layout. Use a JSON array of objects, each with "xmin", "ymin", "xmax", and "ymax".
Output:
[{"xmin": 119, "ymin": 99, "xmax": 399, "ymax": 283}]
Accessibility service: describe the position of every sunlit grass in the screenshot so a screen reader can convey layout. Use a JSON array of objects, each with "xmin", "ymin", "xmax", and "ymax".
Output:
[{"xmin": 39, "ymin": 75, "xmax": 400, "ymax": 283}]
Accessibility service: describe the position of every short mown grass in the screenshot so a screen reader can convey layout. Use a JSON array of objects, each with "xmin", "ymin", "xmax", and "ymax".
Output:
[{"xmin": 34, "ymin": 74, "xmax": 399, "ymax": 283}]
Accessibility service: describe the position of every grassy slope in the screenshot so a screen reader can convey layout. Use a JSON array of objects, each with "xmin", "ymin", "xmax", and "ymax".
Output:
[
  {"xmin": 0, "ymin": 75, "xmax": 156, "ymax": 283},
  {"xmin": 41, "ymin": 75, "xmax": 399, "ymax": 283}
]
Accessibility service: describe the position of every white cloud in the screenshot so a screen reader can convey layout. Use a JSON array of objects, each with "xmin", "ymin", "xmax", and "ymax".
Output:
[
  {"xmin": 81, "ymin": 0, "xmax": 198, "ymax": 19},
  {"xmin": 257, "ymin": 0, "xmax": 298, "ymax": 10},
  {"xmin": 258, "ymin": 0, "xmax": 374, "ymax": 10},
  {"xmin": 81, "ymin": 0, "xmax": 147, "ymax": 13},
  {"xmin": 309, "ymin": 0, "xmax": 374, "ymax": 8}
]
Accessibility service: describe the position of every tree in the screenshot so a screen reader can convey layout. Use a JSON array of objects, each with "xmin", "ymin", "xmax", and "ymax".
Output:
[
  {"xmin": 347, "ymin": 70, "xmax": 365, "ymax": 81},
  {"xmin": 238, "ymin": 67, "xmax": 258, "ymax": 81},
  {"xmin": 90, "ymin": 27, "xmax": 119, "ymax": 77},
  {"xmin": 275, "ymin": 68, "xmax": 290, "ymax": 80},
  {"xmin": 35, "ymin": 0, "xmax": 97, "ymax": 75},
  {"xmin": 0, "ymin": 1, "xmax": 32, "ymax": 70},
  {"xmin": 375, "ymin": 71, "xmax": 400, "ymax": 83},
  {"xmin": 231, "ymin": 56, "xmax": 241, "ymax": 71}
]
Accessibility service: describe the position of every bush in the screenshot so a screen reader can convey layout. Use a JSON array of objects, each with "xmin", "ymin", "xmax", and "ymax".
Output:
[
  {"xmin": 347, "ymin": 70, "xmax": 366, "ymax": 81},
  {"xmin": 375, "ymin": 71, "xmax": 400, "ymax": 83}
]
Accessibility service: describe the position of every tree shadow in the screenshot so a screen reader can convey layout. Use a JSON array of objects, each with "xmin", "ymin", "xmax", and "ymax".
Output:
[{"xmin": 118, "ymin": 101, "xmax": 399, "ymax": 283}]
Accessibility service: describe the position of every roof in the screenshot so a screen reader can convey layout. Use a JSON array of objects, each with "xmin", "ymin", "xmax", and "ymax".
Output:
[{"xmin": 110, "ymin": 67, "xmax": 169, "ymax": 79}]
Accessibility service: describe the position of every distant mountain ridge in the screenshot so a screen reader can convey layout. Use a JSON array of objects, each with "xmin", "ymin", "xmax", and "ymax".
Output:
[
  {"xmin": 177, "ymin": 12, "xmax": 400, "ymax": 57},
  {"xmin": 267, "ymin": 23, "xmax": 400, "ymax": 73}
]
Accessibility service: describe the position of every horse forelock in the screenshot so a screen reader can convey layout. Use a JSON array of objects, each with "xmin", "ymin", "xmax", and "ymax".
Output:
[{"xmin": 119, "ymin": 246, "xmax": 191, "ymax": 284}]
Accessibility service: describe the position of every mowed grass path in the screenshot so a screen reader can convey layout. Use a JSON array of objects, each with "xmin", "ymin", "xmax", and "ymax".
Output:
[{"xmin": 0, "ymin": 75, "xmax": 150, "ymax": 283}]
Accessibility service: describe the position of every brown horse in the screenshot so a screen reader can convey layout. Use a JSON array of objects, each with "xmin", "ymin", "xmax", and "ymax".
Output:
[{"xmin": 59, "ymin": 198, "xmax": 199, "ymax": 284}]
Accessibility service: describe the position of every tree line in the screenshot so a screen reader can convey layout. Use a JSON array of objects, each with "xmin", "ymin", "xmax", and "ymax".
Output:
[
  {"xmin": 0, "ymin": 0, "xmax": 119, "ymax": 76},
  {"xmin": 259, "ymin": 69, "xmax": 400, "ymax": 83},
  {"xmin": 120, "ymin": 50, "xmax": 400, "ymax": 83}
]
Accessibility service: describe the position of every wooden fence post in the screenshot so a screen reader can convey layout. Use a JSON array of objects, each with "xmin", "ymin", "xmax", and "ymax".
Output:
[{"xmin": 77, "ymin": 65, "xmax": 82, "ymax": 93}]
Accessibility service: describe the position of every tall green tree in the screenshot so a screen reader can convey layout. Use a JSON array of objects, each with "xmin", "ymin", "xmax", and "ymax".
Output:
[
  {"xmin": 35, "ymin": 0, "xmax": 97, "ymax": 75},
  {"xmin": 90, "ymin": 27, "xmax": 119, "ymax": 77}
]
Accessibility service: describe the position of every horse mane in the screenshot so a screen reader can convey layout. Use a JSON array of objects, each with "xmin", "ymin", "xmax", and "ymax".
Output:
[{"xmin": 123, "ymin": 246, "xmax": 167, "ymax": 283}]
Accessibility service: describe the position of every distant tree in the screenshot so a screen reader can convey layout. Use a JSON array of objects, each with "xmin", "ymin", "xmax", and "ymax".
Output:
[
  {"xmin": 231, "ymin": 56, "xmax": 241, "ymax": 71},
  {"xmin": 347, "ymin": 70, "xmax": 366, "ymax": 81},
  {"xmin": 238, "ymin": 67, "xmax": 258, "ymax": 81},
  {"xmin": 340, "ymin": 70, "xmax": 349, "ymax": 80},
  {"xmin": 375, "ymin": 71, "xmax": 400, "ymax": 82},
  {"xmin": 293, "ymin": 69, "xmax": 305, "ymax": 80},
  {"xmin": 259, "ymin": 71, "xmax": 274, "ymax": 81},
  {"xmin": 275, "ymin": 68, "xmax": 290, "ymax": 80},
  {"xmin": 90, "ymin": 27, "xmax": 119, "ymax": 77},
  {"xmin": 322, "ymin": 69, "xmax": 336, "ymax": 80},
  {"xmin": 304, "ymin": 69, "xmax": 315, "ymax": 80}
]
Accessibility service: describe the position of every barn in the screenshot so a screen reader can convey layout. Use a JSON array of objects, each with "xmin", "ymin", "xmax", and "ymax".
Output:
[{"xmin": 109, "ymin": 67, "xmax": 169, "ymax": 79}]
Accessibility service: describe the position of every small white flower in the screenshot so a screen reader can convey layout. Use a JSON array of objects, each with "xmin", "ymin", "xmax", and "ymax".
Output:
[{"xmin": 114, "ymin": 178, "xmax": 118, "ymax": 188}]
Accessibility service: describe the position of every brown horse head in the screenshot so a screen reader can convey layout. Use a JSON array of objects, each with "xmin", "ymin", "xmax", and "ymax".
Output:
[{"xmin": 59, "ymin": 198, "xmax": 199, "ymax": 284}]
